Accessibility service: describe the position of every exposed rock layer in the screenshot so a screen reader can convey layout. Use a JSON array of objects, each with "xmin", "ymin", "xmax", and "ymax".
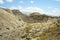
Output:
[{"xmin": 0, "ymin": 8, "xmax": 60, "ymax": 40}]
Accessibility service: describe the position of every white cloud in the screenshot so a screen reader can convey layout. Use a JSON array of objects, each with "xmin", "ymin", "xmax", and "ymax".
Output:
[
  {"xmin": 20, "ymin": 1, "xmax": 24, "ymax": 4},
  {"xmin": 6, "ymin": 0, "xmax": 13, "ymax": 2},
  {"xmin": 25, "ymin": 7, "xmax": 44, "ymax": 13},
  {"xmin": 0, "ymin": 0, "xmax": 4, "ymax": 4},
  {"xmin": 55, "ymin": 0, "xmax": 60, "ymax": 1},
  {"xmin": 30, "ymin": 0, "xmax": 34, "ymax": 4},
  {"xmin": 10, "ymin": 6, "xmax": 44, "ymax": 14},
  {"xmin": 46, "ymin": 7, "xmax": 60, "ymax": 16},
  {"xmin": 10, "ymin": 6, "xmax": 60, "ymax": 16},
  {"xmin": 53, "ymin": 0, "xmax": 60, "ymax": 1},
  {"xmin": 0, "ymin": 0, "xmax": 14, "ymax": 4}
]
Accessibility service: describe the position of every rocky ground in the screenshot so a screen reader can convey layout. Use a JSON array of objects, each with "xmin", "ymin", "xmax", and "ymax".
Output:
[{"xmin": 0, "ymin": 8, "xmax": 60, "ymax": 40}]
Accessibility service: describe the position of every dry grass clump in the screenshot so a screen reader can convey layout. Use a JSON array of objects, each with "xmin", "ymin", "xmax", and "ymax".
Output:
[{"xmin": 0, "ymin": 8, "xmax": 60, "ymax": 40}]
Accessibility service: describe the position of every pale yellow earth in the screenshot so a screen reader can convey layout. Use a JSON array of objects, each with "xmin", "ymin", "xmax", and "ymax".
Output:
[{"xmin": 0, "ymin": 8, "xmax": 60, "ymax": 40}]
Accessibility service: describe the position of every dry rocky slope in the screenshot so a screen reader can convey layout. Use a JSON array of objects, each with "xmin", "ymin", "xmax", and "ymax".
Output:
[{"xmin": 0, "ymin": 8, "xmax": 60, "ymax": 40}]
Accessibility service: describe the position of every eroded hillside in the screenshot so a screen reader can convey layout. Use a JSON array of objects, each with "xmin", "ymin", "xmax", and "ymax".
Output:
[{"xmin": 0, "ymin": 8, "xmax": 60, "ymax": 40}]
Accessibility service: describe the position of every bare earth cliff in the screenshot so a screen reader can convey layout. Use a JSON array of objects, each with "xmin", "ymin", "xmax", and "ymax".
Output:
[{"xmin": 0, "ymin": 8, "xmax": 60, "ymax": 40}]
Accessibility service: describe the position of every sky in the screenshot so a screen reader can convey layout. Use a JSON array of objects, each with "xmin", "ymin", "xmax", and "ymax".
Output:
[{"xmin": 0, "ymin": 0, "xmax": 60, "ymax": 16}]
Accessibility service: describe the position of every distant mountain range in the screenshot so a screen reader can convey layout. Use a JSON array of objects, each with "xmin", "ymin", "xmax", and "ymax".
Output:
[{"xmin": 0, "ymin": 8, "xmax": 60, "ymax": 40}]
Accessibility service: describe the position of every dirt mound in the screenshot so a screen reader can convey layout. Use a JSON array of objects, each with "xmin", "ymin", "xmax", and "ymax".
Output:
[
  {"xmin": 30, "ymin": 12, "xmax": 41, "ymax": 16},
  {"xmin": 0, "ymin": 8, "xmax": 60, "ymax": 40}
]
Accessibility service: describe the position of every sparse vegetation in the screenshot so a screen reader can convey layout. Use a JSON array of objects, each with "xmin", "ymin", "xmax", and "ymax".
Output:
[{"xmin": 0, "ymin": 8, "xmax": 60, "ymax": 40}]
